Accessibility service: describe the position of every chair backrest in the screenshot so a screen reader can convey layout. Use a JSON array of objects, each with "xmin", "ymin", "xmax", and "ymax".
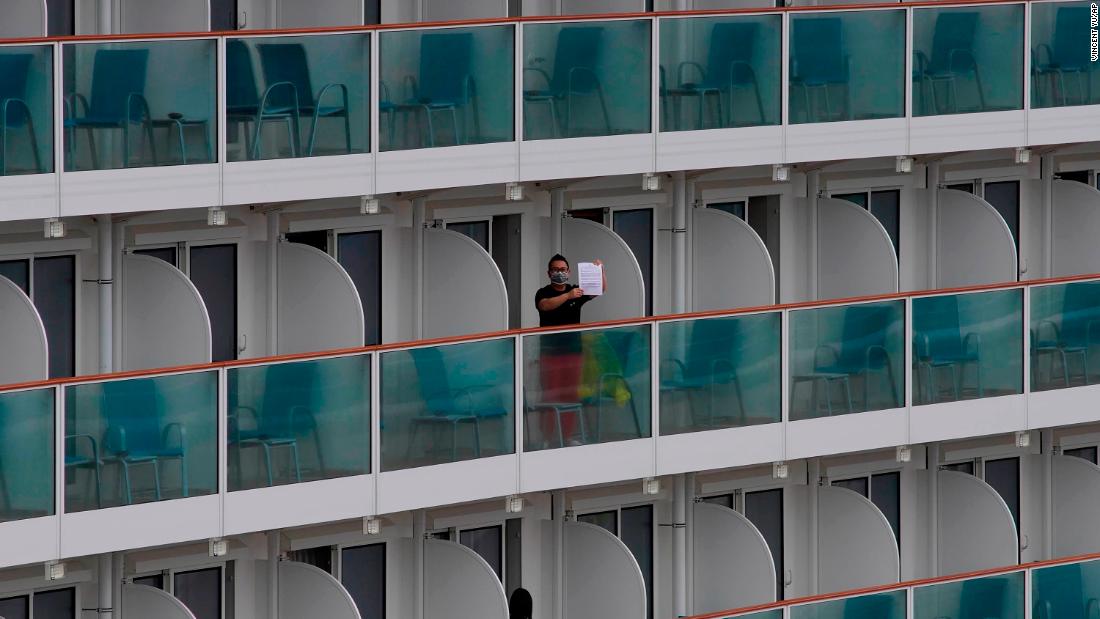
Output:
[
  {"xmin": 550, "ymin": 27, "xmax": 604, "ymax": 93},
  {"xmin": 259, "ymin": 361, "xmax": 318, "ymax": 436},
  {"xmin": 258, "ymin": 43, "xmax": 316, "ymax": 109},
  {"xmin": 842, "ymin": 593, "xmax": 897, "ymax": 618},
  {"xmin": 410, "ymin": 347, "xmax": 453, "ymax": 409},
  {"xmin": 791, "ymin": 17, "xmax": 845, "ymax": 85},
  {"xmin": 705, "ymin": 22, "xmax": 759, "ymax": 87},
  {"xmin": 916, "ymin": 295, "xmax": 965, "ymax": 359},
  {"xmin": 100, "ymin": 377, "xmax": 160, "ymax": 455},
  {"xmin": 0, "ymin": 54, "xmax": 33, "ymax": 128},
  {"xmin": 418, "ymin": 31, "xmax": 474, "ymax": 104},
  {"xmin": 226, "ymin": 39, "xmax": 260, "ymax": 110},
  {"xmin": 1051, "ymin": 5, "xmax": 1091, "ymax": 70},
  {"xmin": 835, "ymin": 303, "xmax": 895, "ymax": 368},
  {"xmin": 1032, "ymin": 563, "xmax": 1084, "ymax": 619},
  {"xmin": 1056, "ymin": 282, "xmax": 1100, "ymax": 344},
  {"xmin": 683, "ymin": 318, "xmax": 738, "ymax": 381},
  {"xmin": 88, "ymin": 48, "xmax": 149, "ymax": 123},
  {"xmin": 958, "ymin": 576, "xmax": 1008, "ymax": 619},
  {"xmin": 928, "ymin": 11, "xmax": 979, "ymax": 73}
]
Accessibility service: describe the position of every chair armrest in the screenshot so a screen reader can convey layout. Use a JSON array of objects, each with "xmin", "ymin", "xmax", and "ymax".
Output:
[
  {"xmin": 403, "ymin": 75, "xmax": 419, "ymax": 102},
  {"xmin": 65, "ymin": 433, "xmax": 99, "ymax": 462},
  {"xmin": 289, "ymin": 405, "xmax": 318, "ymax": 433},
  {"xmin": 865, "ymin": 345, "xmax": 892, "ymax": 369},
  {"xmin": 567, "ymin": 66, "xmax": 601, "ymax": 94},
  {"xmin": 963, "ymin": 332, "xmax": 982, "ymax": 357},
  {"xmin": 1, "ymin": 98, "xmax": 33, "ymax": 125},
  {"xmin": 259, "ymin": 81, "xmax": 300, "ymax": 115},
  {"xmin": 948, "ymin": 48, "xmax": 979, "ymax": 72},
  {"xmin": 913, "ymin": 50, "xmax": 930, "ymax": 76},
  {"xmin": 1033, "ymin": 43, "xmax": 1054, "ymax": 69},
  {"xmin": 523, "ymin": 67, "xmax": 552, "ymax": 92},
  {"xmin": 64, "ymin": 93, "xmax": 90, "ymax": 120},
  {"xmin": 596, "ymin": 372, "xmax": 631, "ymax": 401},
  {"xmin": 105, "ymin": 425, "xmax": 128, "ymax": 455},
  {"xmin": 315, "ymin": 82, "xmax": 350, "ymax": 111},
  {"xmin": 228, "ymin": 405, "xmax": 259, "ymax": 437},
  {"xmin": 814, "ymin": 344, "xmax": 839, "ymax": 369},
  {"xmin": 914, "ymin": 332, "xmax": 931, "ymax": 360},
  {"xmin": 676, "ymin": 61, "xmax": 706, "ymax": 87},
  {"xmin": 661, "ymin": 358, "xmax": 687, "ymax": 382},
  {"xmin": 125, "ymin": 92, "xmax": 153, "ymax": 124},
  {"xmin": 162, "ymin": 423, "xmax": 186, "ymax": 452}
]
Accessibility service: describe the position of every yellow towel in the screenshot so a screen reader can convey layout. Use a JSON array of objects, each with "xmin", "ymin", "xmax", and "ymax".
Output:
[{"xmin": 578, "ymin": 332, "xmax": 632, "ymax": 406}]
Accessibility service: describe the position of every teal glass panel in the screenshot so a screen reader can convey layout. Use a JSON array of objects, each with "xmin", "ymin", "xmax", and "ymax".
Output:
[
  {"xmin": 1032, "ymin": 2, "xmax": 1100, "ymax": 108},
  {"xmin": 0, "ymin": 45, "xmax": 53, "ymax": 176},
  {"xmin": 226, "ymin": 33, "xmax": 369, "ymax": 161},
  {"xmin": 0, "ymin": 388, "xmax": 54, "ymax": 522},
  {"xmin": 63, "ymin": 39, "xmax": 216, "ymax": 171},
  {"xmin": 64, "ymin": 372, "xmax": 218, "ymax": 512},
  {"xmin": 913, "ymin": 572, "xmax": 1025, "ymax": 619},
  {"xmin": 791, "ymin": 590, "xmax": 906, "ymax": 619},
  {"xmin": 913, "ymin": 5, "xmax": 1025, "ymax": 116},
  {"xmin": 717, "ymin": 611, "xmax": 783, "ymax": 619},
  {"xmin": 522, "ymin": 20, "xmax": 651, "ymax": 139},
  {"xmin": 522, "ymin": 324, "xmax": 651, "ymax": 451},
  {"xmin": 788, "ymin": 10, "xmax": 905, "ymax": 124},
  {"xmin": 1030, "ymin": 280, "xmax": 1100, "ymax": 391},
  {"xmin": 379, "ymin": 25, "xmax": 514, "ymax": 151},
  {"xmin": 227, "ymin": 354, "xmax": 370, "ymax": 492},
  {"xmin": 789, "ymin": 301, "xmax": 904, "ymax": 420},
  {"xmin": 912, "ymin": 289, "xmax": 1022, "ymax": 405},
  {"xmin": 659, "ymin": 14, "xmax": 781, "ymax": 131},
  {"xmin": 380, "ymin": 338, "xmax": 515, "ymax": 471},
  {"xmin": 1033, "ymin": 558, "xmax": 1100, "ymax": 619},
  {"xmin": 659, "ymin": 313, "xmax": 781, "ymax": 435}
]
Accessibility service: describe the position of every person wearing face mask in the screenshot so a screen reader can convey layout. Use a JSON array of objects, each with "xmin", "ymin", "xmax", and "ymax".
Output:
[{"xmin": 532, "ymin": 254, "xmax": 606, "ymax": 447}]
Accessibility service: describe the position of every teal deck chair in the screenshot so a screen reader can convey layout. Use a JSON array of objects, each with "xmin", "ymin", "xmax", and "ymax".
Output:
[
  {"xmin": 0, "ymin": 53, "xmax": 44, "ymax": 175},
  {"xmin": 65, "ymin": 48, "xmax": 155, "ymax": 169},
  {"xmin": 257, "ymin": 43, "xmax": 352, "ymax": 157}
]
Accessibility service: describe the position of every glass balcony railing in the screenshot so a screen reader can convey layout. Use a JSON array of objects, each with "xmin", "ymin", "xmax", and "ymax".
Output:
[
  {"xmin": 523, "ymin": 324, "xmax": 651, "ymax": 451},
  {"xmin": 912, "ymin": 571, "xmax": 1025, "ymax": 619},
  {"xmin": 789, "ymin": 10, "xmax": 906, "ymax": 124},
  {"xmin": 522, "ymin": 19, "xmax": 651, "ymax": 140},
  {"xmin": 791, "ymin": 589, "xmax": 906, "ymax": 619},
  {"xmin": 380, "ymin": 338, "xmax": 515, "ymax": 471},
  {"xmin": 659, "ymin": 14, "xmax": 782, "ymax": 131},
  {"xmin": 63, "ymin": 371, "xmax": 218, "ymax": 512},
  {"xmin": 228, "ymin": 354, "xmax": 371, "ymax": 492},
  {"xmin": 1032, "ymin": 556, "xmax": 1100, "ymax": 618},
  {"xmin": 226, "ymin": 33, "xmax": 369, "ymax": 161},
  {"xmin": 0, "ymin": 388, "xmax": 54, "ymax": 522},
  {"xmin": 716, "ymin": 611, "xmax": 783, "ymax": 619},
  {"xmin": 1031, "ymin": 1, "xmax": 1100, "ymax": 109},
  {"xmin": 912, "ymin": 289, "xmax": 1023, "ymax": 405},
  {"xmin": 379, "ymin": 25, "xmax": 514, "ymax": 151},
  {"xmin": 0, "ymin": 45, "xmax": 53, "ymax": 176},
  {"xmin": 63, "ymin": 40, "xmax": 217, "ymax": 171},
  {"xmin": 659, "ymin": 313, "xmax": 781, "ymax": 436},
  {"xmin": 789, "ymin": 300, "xmax": 905, "ymax": 420},
  {"xmin": 913, "ymin": 4, "xmax": 1025, "ymax": 117},
  {"xmin": 1031, "ymin": 280, "xmax": 1100, "ymax": 392}
]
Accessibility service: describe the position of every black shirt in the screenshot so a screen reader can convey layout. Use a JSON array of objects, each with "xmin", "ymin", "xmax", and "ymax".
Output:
[{"xmin": 535, "ymin": 284, "xmax": 593, "ymax": 327}]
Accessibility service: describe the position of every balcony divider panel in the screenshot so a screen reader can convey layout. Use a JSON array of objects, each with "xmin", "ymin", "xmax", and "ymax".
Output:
[
  {"xmin": 565, "ymin": 521, "xmax": 647, "ymax": 619},
  {"xmin": 561, "ymin": 217, "xmax": 646, "ymax": 323},
  {"xmin": 277, "ymin": 240, "xmax": 365, "ymax": 354},
  {"xmin": 423, "ymin": 227, "xmax": 508, "ymax": 339},
  {"xmin": 0, "ymin": 276, "xmax": 48, "ymax": 384},
  {"xmin": 120, "ymin": 584, "xmax": 196, "ymax": 619},
  {"xmin": 121, "ymin": 253, "xmax": 212, "ymax": 371},
  {"xmin": 692, "ymin": 501, "xmax": 776, "ymax": 614},
  {"xmin": 1052, "ymin": 179, "xmax": 1100, "ymax": 277},
  {"xmin": 424, "ymin": 538, "xmax": 509, "ymax": 619},
  {"xmin": 691, "ymin": 207, "xmax": 775, "ymax": 311},
  {"xmin": 1052, "ymin": 454, "xmax": 1100, "ymax": 556},
  {"xmin": 937, "ymin": 469, "xmax": 1019, "ymax": 575},
  {"xmin": 817, "ymin": 197, "xmax": 899, "ymax": 299},
  {"xmin": 936, "ymin": 188, "xmax": 1018, "ymax": 288},
  {"xmin": 279, "ymin": 561, "xmax": 361, "ymax": 619},
  {"xmin": 817, "ymin": 485, "xmax": 900, "ymax": 594}
]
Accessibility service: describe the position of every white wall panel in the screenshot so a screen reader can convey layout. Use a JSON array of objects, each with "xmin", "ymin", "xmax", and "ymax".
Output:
[
  {"xmin": 277, "ymin": 241, "xmax": 365, "ymax": 355},
  {"xmin": 0, "ymin": 276, "xmax": 47, "ymax": 384},
  {"xmin": 561, "ymin": 217, "xmax": 645, "ymax": 322},
  {"xmin": 424, "ymin": 539, "xmax": 508, "ymax": 619},
  {"xmin": 937, "ymin": 189, "xmax": 1018, "ymax": 288},
  {"xmin": 277, "ymin": 0, "xmax": 361, "ymax": 27},
  {"xmin": 121, "ymin": 254, "xmax": 212, "ymax": 371},
  {"xmin": 817, "ymin": 197, "xmax": 899, "ymax": 299},
  {"xmin": 0, "ymin": 0, "xmax": 45, "ymax": 37},
  {"xmin": 818, "ymin": 485, "xmax": 900, "ymax": 594},
  {"xmin": 565, "ymin": 521, "xmax": 647, "ymax": 619},
  {"xmin": 937, "ymin": 470, "xmax": 1018, "ymax": 575},
  {"xmin": 280, "ymin": 561, "xmax": 362, "ymax": 619},
  {"xmin": 1052, "ymin": 454, "xmax": 1100, "ymax": 557},
  {"xmin": 692, "ymin": 502, "xmax": 775, "ymax": 614},
  {"xmin": 1052, "ymin": 179, "xmax": 1100, "ymax": 277},
  {"xmin": 423, "ymin": 227, "xmax": 508, "ymax": 338},
  {"xmin": 692, "ymin": 207, "xmax": 774, "ymax": 311},
  {"xmin": 120, "ymin": 0, "xmax": 208, "ymax": 32},
  {"xmin": 122, "ymin": 584, "xmax": 197, "ymax": 619}
]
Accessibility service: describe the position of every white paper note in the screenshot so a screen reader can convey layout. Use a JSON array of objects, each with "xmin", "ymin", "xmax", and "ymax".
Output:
[{"xmin": 577, "ymin": 262, "xmax": 603, "ymax": 296}]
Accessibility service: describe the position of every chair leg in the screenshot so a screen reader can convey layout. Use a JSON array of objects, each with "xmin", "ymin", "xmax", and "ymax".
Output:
[
  {"xmin": 263, "ymin": 443, "xmax": 275, "ymax": 487},
  {"xmin": 121, "ymin": 461, "xmax": 133, "ymax": 505},
  {"xmin": 290, "ymin": 443, "xmax": 302, "ymax": 483},
  {"xmin": 86, "ymin": 127, "xmax": 100, "ymax": 170},
  {"xmin": 450, "ymin": 107, "xmax": 460, "ymax": 146},
  {"xmin": 180, "ymin": 453, "xmax": 189, "ymax": 498},
  {"xmin": 152, "ymin": 460, "xmax": 162, "ymax": 502},
  {"xmin": 555, "ymin": 408, "xmax": 565, "ymax": 448},
  {"xmin": 472, "ymin": 418, "xmax": 482, "ymax": 458},
  {"xmin": 404, "ymin": 420, "xmax": 421, "ymax": 462},
  {"xmin": 450, "ymin": 420, "xmax": 459, "ymax": 462}
]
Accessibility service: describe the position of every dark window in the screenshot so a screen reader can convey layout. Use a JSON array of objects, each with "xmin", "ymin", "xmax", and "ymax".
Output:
[
  {"xmin": 285, "ymin": 231, "xmax": 329, "ymax": 253},
  {"xmin": 0, "ymin": 595, "xmax": 28, "ymax": 619},
  {"xmin": 34, "ymin": 256, "xmax": 76, "ymax": 378},
  {"xmin": 505, "ymin": 518, "xmax": 523, "ymax": 597},
  {"xmin": 946, "ymin": 182, "xmax": 975, "ymax": 194},
  {"xmin": 613, "ymin": 209, "xmax": 654, "ymax": 316},
  {"xmin": 578, "ymin": 510, "xmax": 618, "ymax": 536},
  {"xmin": 621, "ymin": 505, "xmax": 654, "ymax": 619},
  {"xmin": 709, "ymin": 201, "xmax": 747, "ymax": 220},
  {"xmin": 448, "ymin": 221, "xmax": 490, "ymax": 253},
  {"xmin": 834, "ymin": 192, "xmax": 869, "ymax": 209},
  {"xmin": 748, "ymin": 195, "xmax": 781, "ymax": 301},
  {"xmin": 745, "ymin": 488, "xmax": 784, "ymax": 600},
  {"xmin": 942, "ymin": 460, "xmax": 975, "ymax": 475},
  {"xmin": 870, "ymin": 190, "xmax": 901, "ymax": 258},
  {"xmin": 365, "ymin": 0, "xmax": 381, "ymax": 24},
  {"xmin": 342, "ymin": 543, "xmax": 386, "ymax": 619},
  {"xmin": 871, "ymin": 472, "xmax": 902, "ymax": 547},
  {"xmin": 1064, "ymin": 446, "xmax": 1099, "ymax": 465},
  {"xmin": 507, "ymin": 0, "xmax": 521, "ymax": 17},
  {"xmin": 46, "ymin": 0, "xmax": 75, "ymax": 36},
  {"xmin": 460, "ymin": 525, "xmax": 503, "ymax": 582},
  {"xmin": 337, "ymin": 231, "xmax": 383, "ymax": 346},
  {"xmin": 701, "ymin": 494, "xmax": 734, "ymax": 509},
  {"xmin": 289, "ymin": 547, "xmax": 333, "ymax": 574},
  {"xmin": 984, "ymin": 181, "xmax": 1020, "ymax": 257},
  {"xmin": 492, "ymin": 214, "xmax": 523, "ymax": 329},
  {"xmin": 189, "ymin": 244, "xmax": 238, "ymax": 362},
  {"xmin": 430, "ymin": 530, "xmax": 452, "ymax": 541},
  {"xmin": 134, "ymin": 573, "xmax": 165, "ymax": 589},
  {"xmin": 832, "ymin": 477, "xmax": 869, "ymax": 498},
  {"xmin": 134, "ymin": 247, "xmax": 178, "ymax": 268},
  {"xmin": 34, "ymin": 588, "xmax": 75, "ymax": 619},
  {"xmin": 985, "ymin": 457, "xmax": 1021, "ymax": 536},
  {"xmin": 210, "ymin": 0, "xmax": 238, "ymax": 30},
  {"xmin": 1056, "ymin": 170, "xmax": 1091, "ymax": 184},
  {"xmin": 174, "ymin": 567, "xmax": 222, "ymax": 619},
  {"xmin": 0, "ymin": 259, "xmax": 30, "ymax": 295},
  {"xmin": 569, "ymin": 209, "xmax": 604, "ymax": 224}
]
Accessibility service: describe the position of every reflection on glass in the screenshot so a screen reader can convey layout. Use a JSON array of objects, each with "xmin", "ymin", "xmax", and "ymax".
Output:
[
  {"xmin": 789, "ymin": 301, "xmax": 904, "ymax": 420},
  {"xmin": 0, "ymin": 388, "xmax": 54, "ymax": 522},
  {"xmin": 912, "ymin": 289, "xmax": 1022, "ymax": 405},
  {"xmin": 1030, "ymin": 281, "xmax": 1100, "ymax": 391},
  {"xmin": 381, "ymin": 338, "xmax": 514, "ymax": 471},
  {"xmin": 659, "ymin": 15, "xmax": 781, "ymax": 131},
  {"xmin": 523, "ymin": 20, "xmax": 651, "ymax": 139},
  {"xmin": 523, "ymin": 324, "xmax": 651, "ymax": 451},
  {"xmin": 789, "ymin": 10, "xmax": 905, "ymax": 124},
  {"xmin": 716, "ymin": 612, "xmax": 783, "ymax": 619},
  {"xmin": 1033, "ymin": 558, "xmax": 1100, "ymax": 619},
  {"xmin": 63, "ymin": 40, "xmax": 217, "ymax": 171},
  {"xmin": 228, "ymin": 355, "xmax": 370, "ymax": 491},
  {"xmin": 913, "ymin": 572, "xmax": 1025, "ymax": 619},
  {"xmin": 379, "ymin": 25, "xmax": 514, "ymax": 151},
  {"xmin": 913, "ymin": 5, "xmax": 1024, "ymax": 116},
  {"xmin": 790, "ymin": 590, "xmax": 906, "ymax": 619},
  {"xmin": 659, "ymin": 313, "xmax": 781, "ymax": 435},
  {"xmin": 226, "ymin": 34, "xmax": 369, "ymax": 161},
  {"xmin": 1032, "ymin": 2, "xmax": 1100, "ymax": 108},
  {"xmin": 64, "ymin": 372, "xmax": 218, "ymax": 512},
  {"xmin": 0, "ymin": 46, "xmax": 53, "ymax": 176}
]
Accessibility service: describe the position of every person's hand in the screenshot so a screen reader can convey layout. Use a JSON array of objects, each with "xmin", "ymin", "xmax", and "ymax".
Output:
[
  {"xmin": 592, "ymin": 259, "xmax": 603, "ymax": 267},
  {"xmin": 569, "ymin": 288, "xmax": 585, "ymax": 299}
]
